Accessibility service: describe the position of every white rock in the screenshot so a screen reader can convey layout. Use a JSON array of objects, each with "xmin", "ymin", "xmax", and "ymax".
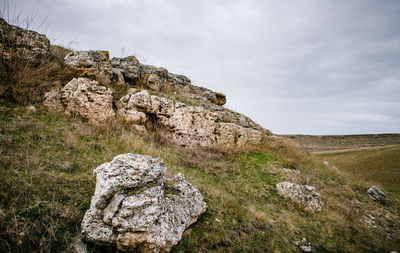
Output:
[
  {"xmin": 65, "ymin": 51, "xmax": 112, "ymax": 84},
  {"xmin": 61, "ymin": 78, "xmax": 115, "ymax": 123},
  {"xmin": 26, "ymin": 105, "xmax": 36, "ymax": 113},
  {"xmin": 117, "ymin": 90, "xmax": 265, "ymax": 148},
  {"xmin": 81, "ymin": 153, "xmax": 206, "ymax": 252},
  {"xmin": 366, "ymin": 186, "xmax": 386, "ymax": 204},
  {"xmin": 276, "ymin": 182, "xmax": 323, "ymax": 213},
  {"xmin": 300, "ymin": 245, "xmax": 312, "ymax": 252}
]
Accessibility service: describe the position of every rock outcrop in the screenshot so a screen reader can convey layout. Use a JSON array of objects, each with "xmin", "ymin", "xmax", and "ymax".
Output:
[
  {"xmin": 44, "ymin": 78, "xmax": 268, "ymax": 147},
  {"xmin": 65, "ymin": 50, "xmax": 226, "ymax": 106},
  {"xmin": 276, "ymin": 182, "xmax": 323, "ymax": 213},
  {"xmin": 44, "ymin": 78, "xmax": 115, "ymax": 123},
  {"xmin": 65, "ymin": 51, "xmax": 112, "ymax": 84},
  {"xmin": 366, "ymin": 186, "xmax": 386, "ymax": 204},
  {"xmin": 0, "ymin": 17, "xmax": 50, "ymax": 59},
  {"xmin": 81, "ymin": 153, "xmax": 206, "ymax": 252},
  {"xmin": 116, "ymin": 89, "xmax": 266, "ymax": 147}
]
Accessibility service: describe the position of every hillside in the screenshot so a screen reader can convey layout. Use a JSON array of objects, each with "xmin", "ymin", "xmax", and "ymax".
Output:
[{"xmin": 1, "ymin": 18, "xmax": 400, "ymax": 252}]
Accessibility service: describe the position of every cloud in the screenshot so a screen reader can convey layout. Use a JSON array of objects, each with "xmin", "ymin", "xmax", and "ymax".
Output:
[{"xmin": 4, "ymin": 0, "xmax": 400, "ymax": 134}]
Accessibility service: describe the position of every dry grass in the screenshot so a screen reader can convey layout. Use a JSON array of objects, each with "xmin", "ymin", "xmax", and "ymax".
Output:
[
  {"xmin": 0, "ymin": 104, "xmax": 399, "ymax": 252},
  {"xmin": 0, "ymin": 40, "xmax": 76, "ymax": 104}
]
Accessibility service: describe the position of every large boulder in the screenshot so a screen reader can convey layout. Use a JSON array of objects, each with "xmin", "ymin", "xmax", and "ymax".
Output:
[
  {"xmin": 44, "ymin": 78, "xmax": 115, "ymax": 123},
  {"xmin": 366, "ymin": 186, "xmax": 386, "ymax": 204},
  {"xmin": 276, "ymin": 182, "xmax": 323, "ymax": 213},
  {"xmin": 81, "ymin": 153, "xmax": 206, "ymax": 252},
  {"xmin": 65, "ymin": 51, "xmax": 112, "ymax": 84}
]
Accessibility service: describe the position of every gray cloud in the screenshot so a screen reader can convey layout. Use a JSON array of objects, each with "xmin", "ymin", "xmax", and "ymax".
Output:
[{"xmin": 3, "ymin": 0, "xmax": 400, "ymax": 134}]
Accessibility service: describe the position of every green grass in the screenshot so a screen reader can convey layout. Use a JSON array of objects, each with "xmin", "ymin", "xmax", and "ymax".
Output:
[
  {"xmin": 0, "ymin": 102, "xmax": 399, "ymax": 252},
  {"xmin": 318, "ymin": 146, "xmax": 400, "ymax": 194}
]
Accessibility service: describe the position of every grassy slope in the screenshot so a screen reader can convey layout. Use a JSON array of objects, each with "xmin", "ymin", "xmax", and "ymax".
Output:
[
  {"xmin": 1, "ymin": 102, "xmax": 399, "ymax": 253},
  {"xmin": 318, "ymin": 146, "xmax": 400, "ymax": 194}
]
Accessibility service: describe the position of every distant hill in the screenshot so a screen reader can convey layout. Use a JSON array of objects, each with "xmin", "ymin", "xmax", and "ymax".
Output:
[{"xmin": 282, "ymin": 133, "xmax": 400, "ymax": 153}]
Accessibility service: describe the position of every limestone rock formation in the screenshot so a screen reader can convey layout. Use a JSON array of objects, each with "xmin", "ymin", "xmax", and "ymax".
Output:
[
  {"xmin": 0, "ymin": 17, "xmax": 50, "ymax": 59},
  {"xmin": 116, "ymin": 89, "xmax": 266, "ymax": 147},
  {"xmin": 44, "ymin": 78, "xmax": 115, "ymax": 123},
  {"xmin": 81, "ymin": 153, "xmax": 206, "ymax": 252},
  {"xmin": 276, "ymin": 182, "xmax": 323, "ymax": 212},
  {"xmin": 44, "ymin": 77, "xmax": 267, "ymax": 148},
  {"xmin": 65, "ymin": 51, "xmax": 112, "ymax": 84},
  {"xmin": 366, "ymin": 186, "xmax": 386, "ymax": 204},
  {"xmin": 43, "ymin": 84, "xmax": 64, "ymax": 113},
  {"xmin": 43, "ymin": 48, "xmax": 272, "ymax": 147},
  {"xmin": 65, "ymin": 50, "xmax": 226, "ymax": 105}
]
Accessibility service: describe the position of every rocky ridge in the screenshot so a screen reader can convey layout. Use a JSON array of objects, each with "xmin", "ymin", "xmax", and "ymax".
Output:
[
  {"xmin": 0, "ymin": 14, "xmax": 271, "ymax": 148},
  {"xmin": 43, "ymin": 49, "xmax": 270, "ymax": 148}
]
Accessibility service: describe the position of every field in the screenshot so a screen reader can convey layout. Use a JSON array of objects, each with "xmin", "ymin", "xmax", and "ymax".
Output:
[
  {"xmin": 318, "ymin": 145, "xmax": 400, "ymax": 194},
  {"xmin": 283, "ymin": 134, "xmax": 400, "ymax": 153}
]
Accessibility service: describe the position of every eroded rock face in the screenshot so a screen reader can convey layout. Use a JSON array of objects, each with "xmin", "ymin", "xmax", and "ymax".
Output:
[
  {"xmin": 65, "ymin": 51, "xmax": 112, "ymax": 84},
  {"xmin": 44, "ymin": 78, "xmax": 267, "ymax": 147},
  {"xmin": 44, "ymin": 78, "xmax": 115, "ymax": 123},
  {"xmin": 65, "ymin": 51, "xmax": 226, "ymax": 105},
  {"xmin": 276, "ymin": 182, "xmax": 323, "ymax": 213},
  {"xmin": 110, "ymin": 56, "xmax": 140, "ymax": 83},
  {"xmin": 367, "ymin": 186, "xmax": 386, "ymax": 204},
  {"xmin": 81, "ymin": 153, "xmax": 206, "ymax": 252},
  {"xmin": 117, "ymin": 89, "xmax": 265, "ymax": 147},
  {"xmin": 0, "ymin": 17, "xmax": 50, "ymax": 59}
]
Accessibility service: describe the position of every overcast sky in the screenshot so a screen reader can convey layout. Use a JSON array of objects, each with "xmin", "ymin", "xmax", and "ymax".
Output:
[{"xmin": 3, "ymin": 0, "xmax": 400, "ymax": 134}]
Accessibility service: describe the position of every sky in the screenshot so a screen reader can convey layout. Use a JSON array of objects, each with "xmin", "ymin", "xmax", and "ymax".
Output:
[{"xmin": 2, "ymin": 0, "xmax": 400, "ymax": 134}]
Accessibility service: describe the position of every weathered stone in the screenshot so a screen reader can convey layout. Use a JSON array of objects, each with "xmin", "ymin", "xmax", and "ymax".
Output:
[
  {"xmin": 167, "ymin": 73, "xmax": 191, "ymax": 88},
  {"xmin": 300, "ymin": 245, "xmax": 312, "ymax": 252},
  {"xmin": 111, "ymin": 56, "xmax": 140, "ymax": 83},
  {"xmin": 26, "ymin": 105, "xmax": 36, "ymax": 113},
  {"xmin": 205, "ymin": 103, "xmax": 264, "ymax": 130},
  {"xmin": 116, "ymin": 89, "xmax": 267, "ymax": 148},
  {"xmin": 215, "ymin": 123, "xmax": 263, "ymax": 147},
  {"xmin": 65, "ymin": 51, "xmax": 112, "ymax": 84},
  {"xmin": 276, "ymin": 182, "xmax": 323, "ymax": 212},
  {"xmin": 190, "ymin": 86, "xmax": 226, "ymax": 106},
  {"xmin": 0, "ymin": 17, "xmax": 50, "ymax": 59},
  {"xmin": 46, "ymin": 78, "xmax": 115, "ymax": 123},
  {"xmin": 43, "ymin": 85, "xmax": 64, "ymax": 113},
  {"xmin": 117, "ymin": 90, "xmax": 219, "ymax": 147},
  {"xmin": 81, "ymin": 153, "xmax": 206, "ymax": 252},
  {"xmin": 366, "ymin": 186, "xmax": 386, "ymax": 204},
  {"xmin": 147, "ymin": 74, "xmax": 163, "ymax": 91}
]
